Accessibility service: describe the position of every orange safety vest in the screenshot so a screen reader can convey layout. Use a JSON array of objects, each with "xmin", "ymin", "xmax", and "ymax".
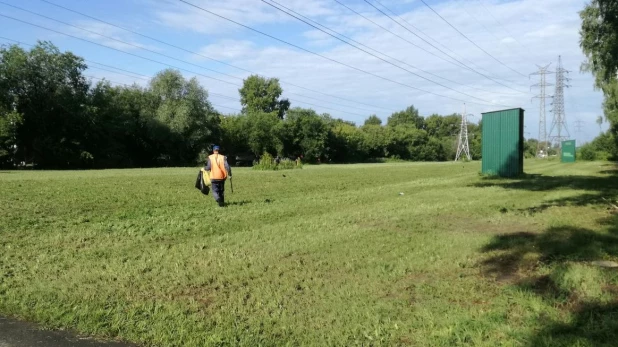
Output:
[{"xmin": 208, "ymin": 154, "xmax": 228, "ymax": 180}]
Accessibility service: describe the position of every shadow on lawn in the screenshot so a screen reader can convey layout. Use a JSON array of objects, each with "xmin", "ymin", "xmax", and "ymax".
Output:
[
  {"xmin": 482, "ymin": 215, "xmax": 618, "ymax": 346},
  {"xmin": 477, "ymin": 165, "xmax": 618, "ymax": 346},
  {"xmin": 473, "ymin": 166, "xmax": 618, "ymax": 215}
]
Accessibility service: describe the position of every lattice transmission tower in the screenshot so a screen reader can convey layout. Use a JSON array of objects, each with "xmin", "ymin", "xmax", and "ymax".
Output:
[
  {"xmin": 530, "ymin": 64, "xmax": 553, "ymax": 157},
  {"xmin": 574, "ymin": 119, "xmax": 585, "ymax": 144},
  {"xmin": 455, "ymin": 103, "xmax": 471, "ymax": 161},
  {"xmin": 549, "ymin": 55, "xmax": 571, "ymax": 147}
]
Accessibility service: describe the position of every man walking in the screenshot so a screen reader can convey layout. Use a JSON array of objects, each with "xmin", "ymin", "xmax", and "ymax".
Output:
[{"xmin": 204, "ymin": 145, "xmax": 231, "ymax": 207}]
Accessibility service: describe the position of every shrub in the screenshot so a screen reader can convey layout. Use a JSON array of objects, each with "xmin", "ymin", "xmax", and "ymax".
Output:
[
  {"xmin": 253, "ymin": 152, "xmax": 277, "ymax": 170},
  {"xmin": 196, "ymin": 150, "xmax": 209, "ymax": 166},
  {"xmin": 579, "ymin": 144, "xmax": 601, "ymax": 161},
  {"xmin": 252, "ymin": 153, "xmax": 302, "ymax": 171}
]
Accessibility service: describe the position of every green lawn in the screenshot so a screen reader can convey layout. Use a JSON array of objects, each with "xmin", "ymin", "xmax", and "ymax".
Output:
[{"xmin": 0, "ymin": 160, "xmax": 617, "ymax": 346}]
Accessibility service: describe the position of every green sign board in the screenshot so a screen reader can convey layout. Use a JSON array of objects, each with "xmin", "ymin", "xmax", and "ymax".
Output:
[
  {"xmin": 561, "ymin": 140, "xmax": 576, "ymax": 163},
  {"xmin": 481, "ymin": 108, "xmax": 525, "ymax": 177}
]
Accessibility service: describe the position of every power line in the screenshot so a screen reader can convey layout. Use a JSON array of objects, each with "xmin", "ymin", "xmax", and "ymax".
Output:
[
  {"xmin": 418, "ymin": 0, "xmax": 527, "ymax": 78},
  {"xmin": 0, "ymin": 19, "xmax": 376, "ymax": 119},
  {"xmin": 1, "ymin": 1, "xmax": 255, "ymax": 83},
  {"xmin": 370, "ymin": 0, "xmax": 514, "ymax": 85},
  {"xmin": 0, "ymin": 7, "xmax": 243, "ymax": 85},
  {"xmin": 333, "ymin": 0, "xmax": 466, "ymax": 70},
  {"xmin": 477, "ymin": 0, "xmax": 529, "ymax": 51},
  {"xmin": 269, "ymin": 0, "xmax": 515, "ymax": 99},
  {"xmin": 262, "ymin": 0, "xmax": 499, "ymax": 104},
  {"xmin": 85, "ymin": 75, "xmax": 241, "ymax": 113},
  {"xmin": 337, "ymin": 0, "xmax": 527, "ymax": 94},
  {"xmin": 456, "ymin": 1, "xmax": 517, "ymax": 56},
  {"xmin": 267, "ymin": 0, "xmax": 518, "ymax": 97},
  {"xmin": 37, "ymin": 0, "xmax": 390, "ymax": 113},
  {"xmin": 7, "ymin": 36, "xmax": 371, "ymax": 117},
  {"xmin": 84, "ymin": 60, "xmax": 153, "ymax": 80},
  {"xmin": 88, "ymin": 66, "xmax": 150, "ymax": 81},
  {"xmin": 178, "ymin": 0, "xmax": 513, "ymax": 107},
  {"xmin": 77, "ymin": 48, "xmax": 376, "ymax": 118}
]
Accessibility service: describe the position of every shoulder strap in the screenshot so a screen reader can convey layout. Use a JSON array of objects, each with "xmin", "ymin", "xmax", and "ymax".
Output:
[{"xmin": 213, "ymin": 154, "xmax": 223, "ymax": 171}]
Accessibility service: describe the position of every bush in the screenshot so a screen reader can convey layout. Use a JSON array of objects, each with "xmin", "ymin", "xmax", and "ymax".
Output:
[
  {"xmin": 253, "ymin": 152, "xmax": 277, "ymax": 170},
  {"xmin": 279, "ymin": 158, "xmax": 302, "ymax": 170},
  {"xmin": 579, "ymin": 143, "xmax": 604, "ymax": 161},
  {"xmin": 196, "ymin": 150, "xmax": 209, "ymax": 166},
  {"xmin": 253, "ymin": 153, "xmax": 302, "ymax": 171}
]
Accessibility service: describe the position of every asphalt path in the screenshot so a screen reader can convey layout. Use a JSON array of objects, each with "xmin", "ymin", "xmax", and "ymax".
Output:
[{"xmin": 0, "ymin": 316, "xmax": 132, "ymax": 347}]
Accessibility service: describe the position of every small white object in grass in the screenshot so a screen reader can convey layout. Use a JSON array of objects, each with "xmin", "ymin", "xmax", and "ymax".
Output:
[
  {"xmin": 399, "ymin": 192, "xmax": 404, "ymax": 196},
  {"xmin": 591, "ymin": 260, "xmax": 618, "ymax": 268}
]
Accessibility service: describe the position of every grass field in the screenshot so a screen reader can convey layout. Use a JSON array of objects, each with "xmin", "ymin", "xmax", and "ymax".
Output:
[{"xmin": 1, "ymin": 160, "xmax": 617, "ymax": 346}]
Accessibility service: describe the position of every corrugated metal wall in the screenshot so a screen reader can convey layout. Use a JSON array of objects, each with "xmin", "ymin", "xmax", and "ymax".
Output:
[
  {"xmin": 481, "ymin": 108, "xmax": 524, "ymax": 177},
  {"xmin": 561, "ymin": 140, "xmax": 576, "ymax": 163}
]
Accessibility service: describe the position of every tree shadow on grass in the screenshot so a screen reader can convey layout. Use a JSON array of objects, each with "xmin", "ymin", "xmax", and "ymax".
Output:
[
  {"xmin": 481, "ymin": 214, "xmax": 618, "ymax": 346},
  {"xmin": 472, "ymin": 173, "xmax": 618, "ymax": 192},
  {"xmin": 528, "ymin": 302, "xmax": 618, "ymax": 347},
  {"xmin": 482, "ymin": 223, "xmax": 618, "ymax": 279},
  {"xmin": 476, "ymin": 164, "xmax": 618, "ymax": 346},
  {"xmin": 473, "ymin": 165, "xmax": 618, "ymax": 216}
]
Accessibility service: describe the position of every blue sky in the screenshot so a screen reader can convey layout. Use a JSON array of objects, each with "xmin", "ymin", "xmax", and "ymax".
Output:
[{"xmin": 0, "ymin": 0, "xmax": 608, "ymax": 143}]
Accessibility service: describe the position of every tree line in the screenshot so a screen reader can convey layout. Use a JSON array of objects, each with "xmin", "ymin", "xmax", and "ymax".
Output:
[
  {"xmin": 579, "ymin": 0, "xmax": 618, "ymax": 160},
  {"xmin": 0, "ymin": 41, "xmax": 481, "ymax": 169},
  {"xmin": 2, "ymin": 0, "xmax": 617, "ymax": 170}
]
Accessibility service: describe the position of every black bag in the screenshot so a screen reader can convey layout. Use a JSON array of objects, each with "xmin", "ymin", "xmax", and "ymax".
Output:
[{"xmin": 195, "ymin": 170, "xmax": 210, "ymax": 195}]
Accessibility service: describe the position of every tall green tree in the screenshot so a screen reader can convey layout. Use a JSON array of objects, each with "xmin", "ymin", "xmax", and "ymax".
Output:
[
  {"xmin": 239, "ymin": 75, "xmax": 290, "ymax": 119},
  {"xmin": 282, "ymin": 108, "xmax": 329, "ymax": 162},
  {"xmin": 149, "ymin": 69, "xmax": 220, "ymax": 164},
  {"xmin": 580, "ymin": 0, "xmax": 618, "ymax": 156},
  {"xmin": 387, "ymin": 105, "xmax": 425, "ymax": 129},
  {"xmin": 0, "ymin": 41, "xmax": 91, "ymax": 168},
  {"xmin": 0, "ymin": 110, "xmax": 21, "ymax": 168},
  {"xmin": 425, "ymin": 113, "xmax": 460, "ymax": 138},
  {"xmin": 362, "ymin": 124, "xmax": 388, "ymax": 158},
  {"xmin": 220, "ymin": 114, "xmax": 249, "ymax": 156},
  {"xmin": 327, "ymin": 122, "xmax": 367, "ymax": 163},
  {"xmin": 580, "ymin": 0, "xmax": 618, "ymax": 84},
  {"xmin": 364, "ymin": 114, "xmax": 382, "ymax": 126},
  {"xmin": 245, "ymin": 111, "xmax": 280, "ymax": 156}
]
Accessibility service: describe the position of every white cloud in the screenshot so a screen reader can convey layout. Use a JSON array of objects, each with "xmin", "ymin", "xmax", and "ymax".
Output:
[
  {"xmin": 67, "ymin": 20, "xmax": 156, "ymax": 51},
  {"xmin": 198, "ymin": 40, "xmax": 257, "ymax": 61},
  {"xmin": 152, "ymin": 0, "xmax": 336, "ymax": 35},
  {"xmin": 501, "ymin": 37, "xmax": 516, "ymax": 44},
  {"xmin": 57, "ymin": 0, "xmax": 602, "ymax": 142},
  {"xmin": 302, "ymin": 29, "xmax": 337, "ymax": 47}
]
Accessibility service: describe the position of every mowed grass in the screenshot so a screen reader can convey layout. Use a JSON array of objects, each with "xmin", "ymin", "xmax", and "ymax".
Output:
[{"xmin": 0, "ymin": 160, "xmax": 617, "ymax": 346}]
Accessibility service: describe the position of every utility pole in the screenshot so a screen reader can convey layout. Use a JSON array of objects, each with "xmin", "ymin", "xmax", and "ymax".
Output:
[
  {"xmin": 455, "ymin": 103, "xmax": 471, "ymax": 161},
  {"xmin": 530, "ymin": 64, "xmax": 553, "ymax": 158},
  {"xmin": 548, "ymin": 55, "xmax": 571, "ymax": 148}
]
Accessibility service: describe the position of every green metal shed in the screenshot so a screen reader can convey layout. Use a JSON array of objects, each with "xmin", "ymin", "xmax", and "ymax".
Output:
[
  {"xmin": 481, "ymin": 108, "xmax": 525, "ymax": 177},
  {"xmin": 561, "ymin": 140, "xmax": 576, "ymax": 163}
]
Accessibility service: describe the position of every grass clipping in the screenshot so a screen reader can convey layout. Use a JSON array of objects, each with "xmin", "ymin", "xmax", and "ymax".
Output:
[{"xmin": 253, "ymin": 152, "xmax": 302, "ymax": 171}]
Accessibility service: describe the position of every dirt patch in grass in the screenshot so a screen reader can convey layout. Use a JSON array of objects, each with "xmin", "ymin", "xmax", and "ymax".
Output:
[
  {"xmin": 603, "ymin": 284, "xmax": 618, "ymax": 297},
  {"xmin": 479, "ymin": 231, "xmax": 541, "ymax": 284},
  {"xmin": 519, "ymin": 275, "xmax": 564, "ymax": 300}
]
